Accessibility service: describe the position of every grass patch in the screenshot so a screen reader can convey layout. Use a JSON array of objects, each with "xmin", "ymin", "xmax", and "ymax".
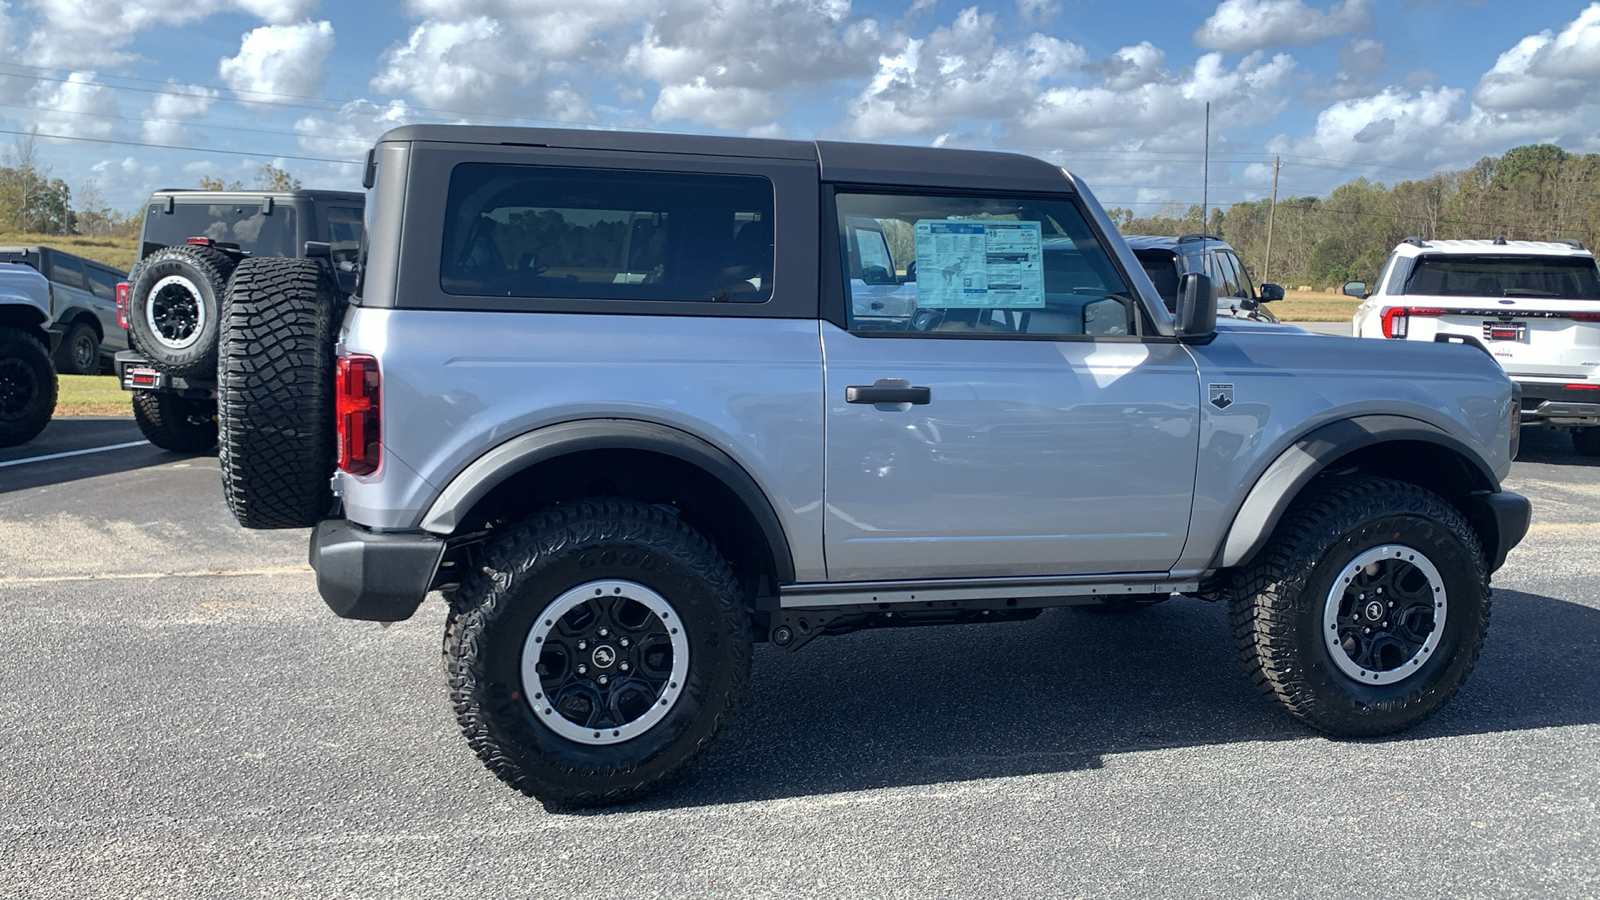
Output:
[
  {"xmin": 0, "ymin": 232, "xmax": 140, "ymax": 272},
  {"xmin": 57, "ymin": 374, "xmax": 132, "ymax": 417},
  {"xmin": 1269, "ymin": 292, "xmax": 1362, "ymax": 323}
]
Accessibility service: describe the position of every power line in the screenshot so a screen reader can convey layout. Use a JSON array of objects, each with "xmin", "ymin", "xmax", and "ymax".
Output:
[{"xmin": 0, "ymin": 127, "xmax": 360, "ymax": 166}]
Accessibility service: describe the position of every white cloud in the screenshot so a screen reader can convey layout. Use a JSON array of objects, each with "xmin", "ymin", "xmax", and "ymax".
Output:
[
  {"xmin": 22, "ymin": 0, "xmax": 318, "ymax": 67},
  {"xmin": 1016, "ymin": 0, "xmax": 1058, "ymax": 24},
  {"xmin": 294, "ymin": 98, "xmax": 417, "ymax": 158},
  {"xmin": 1194, "ymin": 0, "xmax": 1370, "ymax": 53},
  {"xmin": 843, "ymin": 7, "xmax": 1085, "ymax": 140},
  {"xmin": 627, "ymin": 0, "xmax": 886, "ymax": 129},
  {"xmin": 1475, "ymin": 2, "xmax": 1600, "ymax": 112},
  {"xmin": 143, "ymin": 82, "xmax": 220, "ymax": 145},
  {"xmin": 219, "ymin": 21, "xmax": 336, "ymax": 104},
  {"xmin": 31, "ymin": 72, "xmax": 120, "ymax": 141}
]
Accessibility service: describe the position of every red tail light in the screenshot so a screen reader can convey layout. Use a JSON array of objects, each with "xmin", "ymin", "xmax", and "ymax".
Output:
[
  {"xmin": 115, "ymin": 282, "xmax": 130, "ymax": 329},
  {"xmin": 1565, "ymin": 383, "xmax": 1599, "ymax": 391},
  {"xmin": 336, "ymin": 354, "xmax": 381, "ymax": 476},
  {"xmin": 1572, "ymin": 312, "xmax": 1600, "ymax": 323},
  {"xmin": 1380, "ymin": 307, "xmax": 1444, "ymax": 339}
]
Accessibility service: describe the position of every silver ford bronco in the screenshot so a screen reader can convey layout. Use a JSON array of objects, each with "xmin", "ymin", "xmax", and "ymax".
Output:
[{"xmin": 216, "ymin": 126, "xmax": 1531, "ymax": 807}]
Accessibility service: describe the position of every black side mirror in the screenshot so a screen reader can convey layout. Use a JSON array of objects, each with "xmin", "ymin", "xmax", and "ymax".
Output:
[
  {"xmin": 1259, "ymin": 282, "xmax": 1285, "ymax": 302},
  {"xmin": 1342, "ymin": 281, "xmax": 1367, "ymax": 298},
  {"xmin": 1176, "ymin": 272, "xmax": 1217, "ymax": 341}
]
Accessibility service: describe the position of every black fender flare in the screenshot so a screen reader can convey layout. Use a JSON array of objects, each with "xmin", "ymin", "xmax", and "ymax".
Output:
[
  {"xmin": 419, "ymin": 418, "xmax": 796, "ymax": 583},
  {"xmin": 1213, "ymin": 415, "xmax": 1498, "ymax": 570}
]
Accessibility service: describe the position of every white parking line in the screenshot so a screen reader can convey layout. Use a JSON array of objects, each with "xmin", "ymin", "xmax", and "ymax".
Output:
[{"xmin": 0, "ymin": 439, "xmax": 152, "ymax": 469}]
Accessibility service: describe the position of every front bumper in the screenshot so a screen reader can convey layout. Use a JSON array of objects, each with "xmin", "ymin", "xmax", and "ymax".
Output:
[
  {"xmin": 1464, "ymin": 490, "xmax": 1532, "ymax": 574},
  {"xmin": 309, "ymin": 519, "xmax": 445, "ymax": 621}
]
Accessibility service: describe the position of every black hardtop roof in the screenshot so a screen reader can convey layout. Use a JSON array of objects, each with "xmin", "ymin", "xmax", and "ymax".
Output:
[
  {"xmin": 148, "ymin": 188, "xmax": 365, "ymax": 202},
  {"xmin": 377, "ymin": 125, "xmax": 1075, "ymax": 195},
  {"xmin": 1123, "ymin": 233, "xmax": 1233, "ymax": 251}
]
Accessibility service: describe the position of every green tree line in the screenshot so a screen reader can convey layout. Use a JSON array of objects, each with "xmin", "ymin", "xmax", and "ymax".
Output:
[{"xmin": 1108, "ymin": 143, "xmax": 1600, "ymax": 289}]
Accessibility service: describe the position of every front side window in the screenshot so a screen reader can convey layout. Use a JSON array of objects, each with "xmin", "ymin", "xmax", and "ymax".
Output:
[
  {"xmin": 838, "ymin": 192, "xmax": 1137, "ymax": 337},
  {"xmin": 440, "ymin": 164, "xmax": 774, "ymax": 303},
  {"xmin": 1403, "ymin": 255, "xmax": 1600, "ymax": 299}
]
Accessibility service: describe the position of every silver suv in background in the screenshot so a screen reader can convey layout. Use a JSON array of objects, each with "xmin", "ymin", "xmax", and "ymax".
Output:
[
  {"xmin": 1124, "ymin": 233, "xmax": 1286, "ymax": 323},
  {"xmin": 1350, "ymin": 238, "xmax": 1600, "ymax": 456},
  {"xmin": 0, "ymin": 245, "xmax": 127, "ymax": 375},
  {"xmin": 214, "ymin": 127, "xmax": 1529, "ymax": 808}
]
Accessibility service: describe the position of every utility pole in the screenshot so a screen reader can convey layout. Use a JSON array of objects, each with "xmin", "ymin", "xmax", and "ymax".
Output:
[{"xmin": 1264, "ymin": 155, "xmax": 1280, "ymax": 284}]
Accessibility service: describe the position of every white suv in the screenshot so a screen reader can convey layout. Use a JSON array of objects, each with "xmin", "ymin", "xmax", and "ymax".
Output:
[{"xmin": 1351, "ymin": 238, "xmax": 1600, "ymax": 455}]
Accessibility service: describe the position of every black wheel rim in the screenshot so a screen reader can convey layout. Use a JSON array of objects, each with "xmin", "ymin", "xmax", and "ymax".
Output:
[
  {"xmin": 0, "ymin": 358, "xmax": 40, "ymax": 421},
  {"xmin": 1324, "ymin": 544, "xmax": 1447, "ymax": 685},
  {"xmin": 521, "ymin": 579, "xmax": 689, "ymax": 745},
  {"xmin": 148, "ymin": 276, "xmax": 205, "ymax": 348},
  {"xmin": 71, "ymin": 333, "xmax": 96, "ymax": 370}
]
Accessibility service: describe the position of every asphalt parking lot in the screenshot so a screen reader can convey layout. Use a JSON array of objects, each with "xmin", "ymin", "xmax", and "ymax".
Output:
[{"xmin": 2, "ymin": 415, "xmax": 1597, "ymax": 898}]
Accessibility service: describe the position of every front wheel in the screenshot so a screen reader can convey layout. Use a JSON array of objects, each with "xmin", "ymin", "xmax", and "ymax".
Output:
[
  {"xmin": 1228, "ymin": 476, "xmax": 1490, "ymax": 737},
  {"xmin": 445, "ymin": 499, "xmax": 750, "ymax": 808}
]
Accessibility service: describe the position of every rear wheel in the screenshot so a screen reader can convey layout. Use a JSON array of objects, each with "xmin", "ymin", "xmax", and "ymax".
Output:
[
  {"xmin": 0, "ymin": 327, "xmax": 56, "ymax": 447},
  {"xmin": 1574, "ymin": 427, "xmax": 1600, "ymax": 458},
  {"xmin": 131, "ymin": 391, "xmax": 217, "ymax": 452},
  {"xmin": 446, "ymin": 499, "xmax": 750, "ymax": 808},
  {"xmin": 218, "ymin": 258, "xmax": 344, "ymax": 529},
  {"xmin": 53, "ymin": 321, "xmax": 100, "ymax": 375},
  {"xmin": 1228, "ymin": 476, "xmax": 1490, "ymax": 737},
  {"xmin": 127, "ymin": 245, "xmax": 238, "ymax": 378}
]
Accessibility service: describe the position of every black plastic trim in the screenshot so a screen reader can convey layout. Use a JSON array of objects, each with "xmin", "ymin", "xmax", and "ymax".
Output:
[
  {"xmin": 1463, "ymin": 490, "xmax": 1531, "ymax": 573},
  {"xmin": 309, "ymin": 519, "xmax": 445, "ymax": 621}
]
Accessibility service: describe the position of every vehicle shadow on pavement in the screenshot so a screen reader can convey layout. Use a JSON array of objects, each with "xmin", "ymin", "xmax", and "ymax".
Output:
[
  {"xmin": 587, "ymin": 588, "xmax": 1598, "ymax": 813},
  {"xmin": 0, "ymin": 418, "xmax": 214, "ymax": 495},
  {"xmin": 1515, "ymin": 428, "xmax": 1599, "ymax": 468}
]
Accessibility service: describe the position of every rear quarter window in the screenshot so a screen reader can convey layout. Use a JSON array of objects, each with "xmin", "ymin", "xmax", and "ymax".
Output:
[{"xmin": 439, "ymin": 164, "xmax": 774, "ymax": 303}]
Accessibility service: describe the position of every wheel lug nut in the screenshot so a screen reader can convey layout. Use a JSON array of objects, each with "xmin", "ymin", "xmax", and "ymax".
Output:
[
  {"xmin": 1363, "ymin": 627, "xmax": 1371, "ymax": 634},
  {"xmin": 620, "ymin": 638, "xmax": 630, "ymax": 648},
  {"xmin": 577, "ymin": 641, "xmax": 587, "ymax": 650},
  {"xmin": 598, "ymin": 628, "xmax": 610, "ymax": 637},
  {"xmin": 620, "ymin": 662, "xmax": 630, "ymax": 671},
  {"xmin": 577, "ymin": 664, "xmax": 587, "ymax": 675},
  {"xmin": 597, "ymin": 675, "xmax": 609, "ymax": 685}
]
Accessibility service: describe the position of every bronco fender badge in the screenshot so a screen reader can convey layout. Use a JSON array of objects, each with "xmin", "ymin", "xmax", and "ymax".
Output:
[{"xmin": 1209, "ymin": 383, "xmax": 1234, "ymax": 410}]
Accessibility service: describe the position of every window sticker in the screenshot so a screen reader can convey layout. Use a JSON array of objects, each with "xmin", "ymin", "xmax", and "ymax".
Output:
[{"xmin": 913, "ymin": 219, "xmax": 1045, "ymax": 308}]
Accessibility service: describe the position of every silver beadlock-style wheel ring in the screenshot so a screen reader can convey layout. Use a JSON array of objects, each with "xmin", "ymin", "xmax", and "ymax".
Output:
[
  {"xmin": 146, "ymin": 275, "xmax": 206, "ymax": 349},
  {"xmin": 520, "ymin": 579, "xmax": 691, "ymax": 745},
  {"xmin": 1323, "ymin": 544, "xmax": 1448, "ymax": 686}
]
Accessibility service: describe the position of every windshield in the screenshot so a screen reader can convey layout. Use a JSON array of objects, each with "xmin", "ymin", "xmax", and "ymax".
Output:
[
  {"xmin": 1404, "ymin": 255, "xmax": 1600, "ymax": 299},
  {"xmin": 142, "ymin": 202, "xmax": 299, "ymax": 259}
]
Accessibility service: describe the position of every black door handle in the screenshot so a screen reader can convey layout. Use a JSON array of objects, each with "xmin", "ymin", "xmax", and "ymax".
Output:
[{"xmin": 846, "ymin": 383, "xmax": 931, "ymax": 405}]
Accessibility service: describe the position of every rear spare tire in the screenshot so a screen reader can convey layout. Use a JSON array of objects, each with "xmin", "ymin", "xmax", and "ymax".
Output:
[
  {"xmin": 218, "ymin": 257, "xmax": 344, "ymax": 529},
  {"xmin": 127, "ymin": 245, "xmax": 238, "ymax": 378},
  {"xmin": 0, "ymin": 327, "xmax": 56, "ymax": 447},
  {"xmin": 131, "ymin": 391, "xmax": 217, "ymax": 452}
]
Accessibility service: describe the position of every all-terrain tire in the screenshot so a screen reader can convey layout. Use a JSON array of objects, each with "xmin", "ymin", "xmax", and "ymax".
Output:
[
  {"xmin": 1574, "ymin": 427, "xmax": 1600, "ymax": 457},
  {"xmin": 127, "ymin": 245, "xmax": 238, "ymax": 378},
  {"xmin": 217, "ymin": 257, "xmax": 344, "ymax": 529},
  {"xmin": 53, "ymin": 321, "xmax": 100, "ymax": 375},
  {"xmin": 0, "ymin": 327, "xmax": 56, "ymax": 447},
  {"xmin": 131, "ymin": 391, "xmax": 217, "ymax": 452},
  {"xmin": 446, "ymin": 499, "xmax": 751, "ymax": 809},
  {"xmin": 1227, "ymin": 476, "xmax": 1490, "ymax": 737}
]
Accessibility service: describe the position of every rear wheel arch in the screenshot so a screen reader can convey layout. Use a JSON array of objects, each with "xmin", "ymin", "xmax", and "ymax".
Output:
[
  {"xmin": 1216, "ymin": 416, "xmax": 1500, "ymax": 571},
  {"xmin": 424, "ymin": 419, "xmax": 796, "ymax": 597}
]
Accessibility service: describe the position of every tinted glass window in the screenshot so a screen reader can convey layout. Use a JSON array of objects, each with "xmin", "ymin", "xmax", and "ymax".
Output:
[
  {"xmin": 838, "ymin": 192, "xmax": 1136, "ymax": 337},
  {"xmin": 439, "ymin": 164, "xmax": 774, "ymax": 303},
  {"xmin": 1133, "ymin": 249, "xmax": 1180, "ymax": 310},
  {"xmin": 1403, "ymin": 255, "xmax": 1600, "ymax": 299},
  {"xmin": 86, "ymin": 266, "xmax": 119, "ymax": 300},
  {"xmin": 1209, "ymin": 251, "xmax": 1243, "ymax": 298},
  {"xmin": 49, "ymin": 255, "xmax": 85, "ymax": 290},
  {"xmin": 327, "ymin": 206, "xmax": 363, "ymax": 269},
  {"xmin": 143, "ymin": 202, "xmax": 299, "ymax": 259},
  {"xmin": 1229, "ymin": 251, "xmax": 1256, "ymax": 297}
]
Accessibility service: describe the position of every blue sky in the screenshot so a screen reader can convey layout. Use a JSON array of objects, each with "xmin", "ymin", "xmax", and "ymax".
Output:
[{"xmin": 1, "ymin": 0, "xmax": 1598, "ymax": 216}]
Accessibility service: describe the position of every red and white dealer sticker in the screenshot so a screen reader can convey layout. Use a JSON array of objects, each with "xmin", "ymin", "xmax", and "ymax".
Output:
[{"xmin": 123, "ymin": 366, "xmax": 163, "ymax": 390}]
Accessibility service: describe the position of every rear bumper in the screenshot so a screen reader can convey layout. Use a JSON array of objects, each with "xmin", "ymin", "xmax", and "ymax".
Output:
[
  {"xmin": 308, "ymin": 519, "xmax": 444, "ymax": 621},
  {"xmin": 1464, "ymin": 490, "xmax": 1532, "ymax": 574},
  {"xmin": 1513, "ymin": 380, "xmax": 1600, "ymax": 426},
  {"xmin": 113, "ymin": 350, "xmax": 217, "ymax": 397}
]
